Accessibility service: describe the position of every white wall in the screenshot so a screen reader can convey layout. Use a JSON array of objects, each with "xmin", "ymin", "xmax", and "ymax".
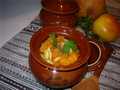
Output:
[{"xmin": 0, "ymin": 0, "xmax": 41, "ymax": 47}]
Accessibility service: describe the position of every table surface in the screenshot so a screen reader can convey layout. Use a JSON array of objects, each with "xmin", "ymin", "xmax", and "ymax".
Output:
[{"xmin": 0, "ymin": 0, "xmax": 41, "ymax": 48}]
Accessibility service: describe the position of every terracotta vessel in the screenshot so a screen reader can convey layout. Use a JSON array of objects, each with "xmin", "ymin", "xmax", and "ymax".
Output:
[
  {"xmin": 40, "ymin": 0, "xmax": 79, "ymax": 27},
  {"xmin": 29, "ymin": 26, "xmax": 90, "ymax": 88},
  {"xmin": 41, "ymin": 0, "xmax": 79, "ymax": 14},
  {"xmin": 40, "ymin": 9, "xmax": 76, "ymax": 27}
]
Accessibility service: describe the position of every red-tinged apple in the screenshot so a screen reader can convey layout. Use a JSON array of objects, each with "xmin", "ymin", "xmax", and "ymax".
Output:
[{"xmin": 93, "ymin": 14, "xmax": 120, "ymax": 42}]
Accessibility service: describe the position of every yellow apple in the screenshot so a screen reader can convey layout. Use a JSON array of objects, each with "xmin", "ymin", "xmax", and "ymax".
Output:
[{"xmin": 93, "ymin": 14, "xmax": 120, "ymax": 42}]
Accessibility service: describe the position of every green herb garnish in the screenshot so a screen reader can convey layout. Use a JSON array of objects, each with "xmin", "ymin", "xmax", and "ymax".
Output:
[
  {"xmin": 63, "ymin": 40, "xmax": 77, "ymax": 53},
  {"xmin": 76, "ymin": 16, "xmax": 95, "ymax": 38},
  {"xmin": 76, "ymin": 16, "xmax": 93, "ymax": 31},
  {"xmin": 49, "ymin": 33, "xmax": 78, "ymax": 54}
]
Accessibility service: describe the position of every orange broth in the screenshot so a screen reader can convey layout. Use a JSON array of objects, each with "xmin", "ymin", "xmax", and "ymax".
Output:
[{"xmin": 39, "ymin": 33, "xmax": 79, "ymax": 66}]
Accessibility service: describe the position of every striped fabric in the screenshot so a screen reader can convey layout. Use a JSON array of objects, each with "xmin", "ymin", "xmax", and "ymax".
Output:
[{"xmin": 0, "ymin": 0, "xmax": 120, "ymax": 90}]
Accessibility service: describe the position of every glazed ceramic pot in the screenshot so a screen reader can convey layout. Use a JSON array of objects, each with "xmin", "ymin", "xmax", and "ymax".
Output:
[
  {"xmin": 29, "ymin": 26, "xmax": 90, "ymax": 89},
  {"xmin": 40, "ymin": 9, "xmax": 76, "ymax": 27},
  {"xmin": 40, "ymin": 0, "xmax": 79, "ymax": 27},
  {"xmin": 41, "ymin": 0, "xmax": 79, "ymax": 14}
]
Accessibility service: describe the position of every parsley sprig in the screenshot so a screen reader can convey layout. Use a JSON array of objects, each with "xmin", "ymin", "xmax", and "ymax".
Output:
[
  {"xmin": 49, "ymin": 33, "xmax": 78, "ymax": 54},
  {"xmin": 63, "ymin": 40, "xmax": 77, "ymax": 53},
  {"xmin": 76, "ymin": 16, "xmax": 96, "ymax": 38}
]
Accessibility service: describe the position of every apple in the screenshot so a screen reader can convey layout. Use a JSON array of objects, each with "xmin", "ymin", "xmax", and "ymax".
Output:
[{"xmin": 93, "ymin": 14, "xmax": 120, "ymax": 42}]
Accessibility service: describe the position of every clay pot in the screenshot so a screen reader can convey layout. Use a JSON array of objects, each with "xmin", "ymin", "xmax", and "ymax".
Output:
[
  {"xmin": 29, "ymin": 26, "xmax": 90, "ymax": 89},
  {"xmin": 40, "ymin": 9, "xmax": 76, "ymax": 27},
  {"xmin": 40, "ymin": 0, "xmax": 79, "ymax": 27},
  {"xmin": 41, "ymin": 0, "xmax": 79, "ymax": 14}
]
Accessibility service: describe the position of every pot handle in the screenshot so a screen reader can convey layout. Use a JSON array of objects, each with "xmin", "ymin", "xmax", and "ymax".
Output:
[
  {"xmin": 87, "ymin": 40, "xmax": 113, "ymax": 77},
  {"xmin": 88, "ymin": 41, "xmax": 102, "ymax": 67}
]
